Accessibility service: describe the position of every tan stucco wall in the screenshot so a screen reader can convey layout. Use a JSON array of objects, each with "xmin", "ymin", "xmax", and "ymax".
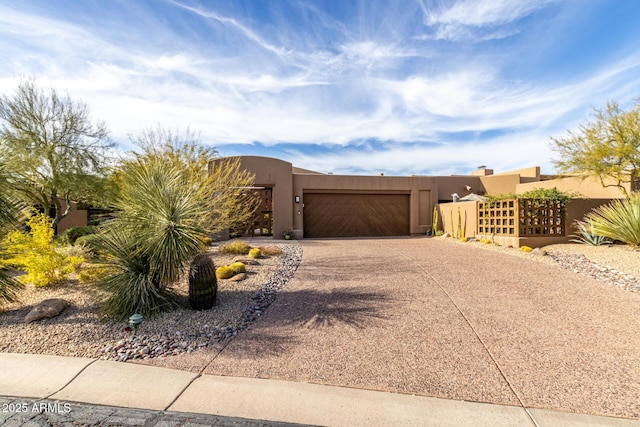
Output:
[
  {"xmin": 516, "ymin": 176, "xmax": 629, "ymax": 199},
  {"xmin": 57, "ymin": 207, "xmax": 88, "ymax": 234},
  {"xmin": 479, "ymin": 174, "xmax": 522, "ymax": 196},
  {"xmin": 438, "ymin": 201, "xmax": 477, "ymax": 238},
  {"xmin": 429, "ymin": 176, "xmax": 482, "ymax": 201}
]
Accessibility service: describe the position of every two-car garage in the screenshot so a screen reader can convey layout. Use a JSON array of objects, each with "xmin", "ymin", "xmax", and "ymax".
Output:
[{"xmin": 303, "ymin": 193, "xmax": 410, "ymax": 238}]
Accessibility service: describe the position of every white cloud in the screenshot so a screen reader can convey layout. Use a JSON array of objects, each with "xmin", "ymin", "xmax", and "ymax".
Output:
[
  {"xmin": 426, "ymin": 0, "xmax": 553, "ymax": 26},
  {"xmin": 420, "ymin": 0, "xmax": 557, "ymax": 41}
]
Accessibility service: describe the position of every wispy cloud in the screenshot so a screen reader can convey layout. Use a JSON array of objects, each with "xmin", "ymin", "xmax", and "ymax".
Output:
[
  {"xmin": 1, "ymin": 0, "xmax": 639, "ymax": 175},
  {"xmin": 419, "ymin": 0, "xmax": 557, "ymax": 41}
]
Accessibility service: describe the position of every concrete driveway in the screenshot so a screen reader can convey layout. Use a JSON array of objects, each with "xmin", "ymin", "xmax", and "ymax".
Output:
[{"xmin": 203, "ymin": 237, "xmax": 640, "ymax": 420}]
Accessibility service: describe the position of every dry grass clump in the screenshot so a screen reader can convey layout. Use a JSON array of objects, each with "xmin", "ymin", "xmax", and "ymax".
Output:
[
  {"xmin": 258, "ymin": 245, "xmax": 283, "ymax": 256},
  {"xmin": 220, "ymin": 239, "xmax": 251, "ymax": 255}
]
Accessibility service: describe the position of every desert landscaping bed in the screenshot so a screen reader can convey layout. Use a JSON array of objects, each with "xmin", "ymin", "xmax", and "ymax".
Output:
[{"xmin": 0, "ymin": 243, "xmax": 302, "ymax": 361}]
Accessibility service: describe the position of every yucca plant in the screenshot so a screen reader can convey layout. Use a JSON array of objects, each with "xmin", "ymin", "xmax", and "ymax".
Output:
[
  {"xmin": 570, "ymin": 220, "xmax": 610, "ymax": 246},
  {"xmin": 585, "ymin": 193, "xmax": 640, "ymax": 247},
  {"xmin": 95, "ymin": 229, "xmax": 182, "ymax": 319},
  {"xmin": 96, "ymin": 159, "xmax": 208, "ymax": 318},
  {"xmin": 0, "ymin": 160, "xmax": 23, "ymax": 305}
]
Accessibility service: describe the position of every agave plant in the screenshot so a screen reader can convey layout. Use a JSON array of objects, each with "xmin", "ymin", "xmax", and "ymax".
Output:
[
  {"xmin": 570, "ymin": 220, "xmax": 611, "ymax": 246},
  {"xmin": 585, "ymin": 193, "xmax": 640, "ymax": 247}
]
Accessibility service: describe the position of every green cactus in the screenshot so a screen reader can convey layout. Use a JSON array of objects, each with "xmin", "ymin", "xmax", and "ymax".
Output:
[
  {"xmin": 432, "ymin": 206, "xmax": 439, "ymax": 235},
  {"xmin": 249, "ymin": 248, "xmax": 262, "ymax": 258},
  {"xmin": 229, "ymin": 262, "xmax": 246, "ymax": 274},
  {"xmin": 216, "ymin": 266, "xmax": 234, "ymax": 280},
  {"xmin": 188, "ymin": 254, "xmax": 217, "ymax": 310}
]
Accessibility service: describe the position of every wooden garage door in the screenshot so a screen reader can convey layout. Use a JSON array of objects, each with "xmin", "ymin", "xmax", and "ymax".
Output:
[{"xmin": 303, "ymin": 193, "xmax": 410, "ymax": 238}]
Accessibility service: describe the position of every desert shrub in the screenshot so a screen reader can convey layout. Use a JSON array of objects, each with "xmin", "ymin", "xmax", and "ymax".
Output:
[
  {"xmin": 585, "ymin": 193, "xmax": 640, "ymax": 247},
  {"xmin": 258, "ymin": 245, "xmax": 282, "ymax": 256},
  {"xmin": 229, "ymin": 262, "xmax": 246, "ymax": 274},
  {"xmin": 65, "ymin": 226, "xmax": 97, "ymax": 245},
  {"xmin": 220, "ymin": 239, "xmax": 251, "ymax": 255},
  {"xmin": 571, "ymin": 220, "xmax": 610, "ymax": 246},
  {"xmin": 61, "ymin": 243, "xmax": 93, "ymax": 260},
  {"xmin": 95, "ymin": 229, "xmax": 181, "ymax": 319},
  {"xmin": 201, "ymin": 236, "xmax": 213, "ymax": 246},
  {"xmin": 216, "ymin": 265, "xmax": 234, "ymax": 280},
  {"xmin": 1, "ymin": 212, "xmax": 83, "ymax": 287},
  {"xmin": 78, "ymin": 264, "xmax": 114, "ymax": 284},
  {"xmin": 248, "ymin": 247, "xmax": 262, "ymax": 258},
  {"xmin": 520, "ymin": 246, "xmax": 533, "ymax": 252},
  {"xmin": 74, "ymin": 234, "xmax": 101, "ymax": 253}
]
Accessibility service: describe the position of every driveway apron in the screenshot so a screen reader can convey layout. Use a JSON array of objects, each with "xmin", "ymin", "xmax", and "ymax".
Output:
[{"xmin": 204, "ymin": 238, "xmax": 640, "ymax": 419}]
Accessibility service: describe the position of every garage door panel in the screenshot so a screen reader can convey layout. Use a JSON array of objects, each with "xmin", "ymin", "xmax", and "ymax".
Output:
[{"xmin": 304, "ymin": 193, "xmax": 409, "ymax": 238}]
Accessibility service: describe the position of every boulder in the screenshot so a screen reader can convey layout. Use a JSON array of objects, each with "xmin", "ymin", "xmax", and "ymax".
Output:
[
  {"xmin": 25, "ymin": 298, "xmax": 68, "ymax": 323},
  {"xmin": 228, "ymin": 273, "xmax": 247, "ymax": 282},
  {"xmin": 231, "ymin": 256, "xmax": 259, "ymax": 265}
]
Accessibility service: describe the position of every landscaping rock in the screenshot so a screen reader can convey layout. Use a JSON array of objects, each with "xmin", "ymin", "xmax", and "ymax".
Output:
[
  {"xmin": 24, "ymin": 298, "xmax": 68, "ymax": 323},
  {"xmin": 228, "ymin": 273, "xmax": 247, "ymax": 281},
  {"xmin": 231, "ymin": 256, "xmax": 259, "ymax": 265}
]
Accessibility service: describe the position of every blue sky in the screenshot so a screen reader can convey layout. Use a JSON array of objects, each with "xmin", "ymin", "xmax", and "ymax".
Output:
[{"xmin": 1, "ymin": 0, "xmax": 639, "ymax": 176}]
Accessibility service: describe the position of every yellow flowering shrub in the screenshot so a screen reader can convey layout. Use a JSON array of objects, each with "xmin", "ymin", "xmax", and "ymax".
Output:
[{"xmin": 1, "ymin": 213, "xmax": 84, "ymax": 287}]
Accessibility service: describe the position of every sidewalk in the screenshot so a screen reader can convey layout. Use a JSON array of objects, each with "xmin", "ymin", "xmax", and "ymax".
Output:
[{"xmin": 1, "ymin": 352, "xmax": 638, "ymax": 427}]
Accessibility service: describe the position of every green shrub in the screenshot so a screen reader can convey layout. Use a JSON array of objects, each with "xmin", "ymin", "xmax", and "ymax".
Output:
[
  {"xmin": 220, "ymin": 239, "xmax": 251, "ymax": 255},
  {"xmin": 229, "ymin": 262, "xmax": 246, "ymax": 274},
  {"xmin": 248, "ymin": 248, "xmax": 262, "ymax": 258},
  {"xmin": 65, "ymin": 226, "xmax": 97, "ymax": 245},
  {"xmin": 201, "ymin": 236, "xmax": 213, "ymax": 246},
  {"xmin": 216, "ymin": 265, "xmax": 234, "ymax": 280},
  {"xmin": 586, "ymin": 193, "xmax": 640, "ymax": 247}
]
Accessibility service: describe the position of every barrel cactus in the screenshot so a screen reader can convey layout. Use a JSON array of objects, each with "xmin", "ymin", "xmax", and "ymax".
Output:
[
  {"xmin": 229, "ymin": 262, "xmax": 246, "ymax": 274},
  {"xmin": 188, "ymin": 254, "xmax": 217, "ymax": 310}
]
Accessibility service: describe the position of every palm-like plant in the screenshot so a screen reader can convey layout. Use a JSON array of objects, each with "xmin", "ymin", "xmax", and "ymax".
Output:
[
  {"xmin": 96, "ymin": 158, "xmax": 209, "ymax": 318},
  {"xmin": 95, "ymin": 229, "xmax": 181, "ymax": 318},
  {"xmin": 585, "ymin": 193, "xmax": 640, "ymax": 247},
  {"xmin": 0, "ymin": 159, "xmax": 23, "ymax": 305}
]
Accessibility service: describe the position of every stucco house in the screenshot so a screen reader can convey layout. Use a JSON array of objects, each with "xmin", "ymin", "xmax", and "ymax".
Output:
[{"xmin": 212, "ymin": 156, "xmax": 632, "ymax": 242}]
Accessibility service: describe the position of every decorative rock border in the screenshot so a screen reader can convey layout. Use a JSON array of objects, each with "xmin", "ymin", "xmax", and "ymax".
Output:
[{"xmin": 548, "ymin": 252, "xmax": 639, "ymax": 294}]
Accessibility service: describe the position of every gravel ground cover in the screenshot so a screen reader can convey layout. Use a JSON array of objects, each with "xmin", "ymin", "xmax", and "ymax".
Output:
[
  {"xmin": 0, "ymin": 243, "xmax": 300, "ymax": 361},
  {"xmin": 457, "ymin": 238, "xmax": 639, "ymax": 294}
]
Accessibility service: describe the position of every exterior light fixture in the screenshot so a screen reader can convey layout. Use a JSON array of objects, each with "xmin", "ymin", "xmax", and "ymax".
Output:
[{"xmin": 128, "ymin": 313, "xmax": 143, "ymax": 335}]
